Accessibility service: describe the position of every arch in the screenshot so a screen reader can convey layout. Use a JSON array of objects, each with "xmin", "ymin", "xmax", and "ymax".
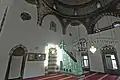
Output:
[
  {"xmin": 9, "ymin": 44, "xmax": 28, "ymax": 56},
  {"xmin": 66, "ymin": 23, "xmax": 88, "ymax": 38},
  {"xmin": 5, "ymin": 44, "xmax": 28, "ymax": 80},
  {"xmin": 41, "ymin": 13, "xmax": 63, "ymax": 34},
  {"xmin": 90, "ymin": 12, "xmax": 120, "ymax": 33}
]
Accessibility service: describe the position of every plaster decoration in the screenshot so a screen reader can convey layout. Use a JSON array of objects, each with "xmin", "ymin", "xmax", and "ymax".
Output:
[
  {"xmin": 36, "ymin": 0, "xmax": 53, "ymax": 26},
  {"xmin": 88, "ymin": 38, "xmax": 118, "ymax": 46},
  {"xmin": 100, "ymin": 45, "xmax": 117, "ymax": 54},
  {"xmin": 35, "ymin": 0, "xmax": 120, "ymax": 34},
  {"xmin": 44, "ymin": 0, "xmax": 54, "ymax": 7},
  {"xmin": 91, "ymin": 11, "xmax": 120, "ymax": 34}
]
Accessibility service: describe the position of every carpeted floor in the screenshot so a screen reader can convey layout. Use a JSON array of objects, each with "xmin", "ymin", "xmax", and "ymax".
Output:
[
  {"xmin": 82, "ymin": 72, "xmax": 119, "ymax": 80},
  {"xmin": 24, "ymin": 73, "xmax": 119, "ymax": 80}
]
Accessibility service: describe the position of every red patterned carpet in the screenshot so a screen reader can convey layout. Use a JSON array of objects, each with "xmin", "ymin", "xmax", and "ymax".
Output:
[
  {"xmin": 82, "ymin": 72, "xmax": 119, "ymax": 80},
  {"xmin": 24, "ymin": 73, "xmax": 119, "ymax": 80}
]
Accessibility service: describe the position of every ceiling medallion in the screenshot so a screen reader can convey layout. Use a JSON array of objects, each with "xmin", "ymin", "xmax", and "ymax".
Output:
[{"xmin": 90, "ymin": 46, "xmax": 97, "ymax": 54}]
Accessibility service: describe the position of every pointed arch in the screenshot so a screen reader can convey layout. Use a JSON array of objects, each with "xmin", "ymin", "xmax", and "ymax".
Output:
[
  {"xmin": 5, "ymin": 44, "xmax": 28, "ymax": 80},
  {"xmin": 41, "ymin": 13, "xmax": 63, "ymax": 34},
  {"xmin": 90, "ymin": 12, "xmax": 120, "ymax": 34},
  {"xmin": 9, "ymin": 44, "xmax": 28, "ymax": 56}
]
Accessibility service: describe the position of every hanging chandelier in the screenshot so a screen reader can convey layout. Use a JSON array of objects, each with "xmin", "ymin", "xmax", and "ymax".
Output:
[{"xmin": 90, "ymin": 46, "xmax": 97, "ymax": 53}]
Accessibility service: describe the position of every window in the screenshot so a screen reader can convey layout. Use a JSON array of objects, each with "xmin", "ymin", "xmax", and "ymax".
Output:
[
  {"xmin": 101, "ymin": 45, "xmax": 119, "ymax": 74},
  {"xmin": 111, "ymin": 55, "xmax": 118, "ymax": 69},
  {"xmin": 105, "ymin": 54, "xmax": 118, "ymax": 69},
  {"xmin": 83, "ymin": 56, "xmax": 89, "ymax": 67},
  {"xmin": 50, "ymin": 21, "xmax": 57, "ymax": 32}
]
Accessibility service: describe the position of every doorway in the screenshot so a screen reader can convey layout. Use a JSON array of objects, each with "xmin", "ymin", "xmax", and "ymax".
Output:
[
  {"xmin": 5, "ymin": 44, "xmax": 27, "ymax": 80},
  {"xmin": 101, "ymin": 45, "xmax": 120, "ymax": 75}
]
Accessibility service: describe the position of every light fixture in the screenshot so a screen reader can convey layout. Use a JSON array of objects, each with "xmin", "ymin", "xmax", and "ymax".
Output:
[
  {"xmin": 96, "ymin": 1, "xmax": 101, "ymax": 8},
  {"xmin": 90, "ymin": 46, "xmax": 97, "ymax": 53},
  {"xmin": 38, "ymin": 54, "xmax": 41, "ymax": 57},
  {"xmin": 113, "ymin": 22, "xmax": 120, "ymax": 27}
]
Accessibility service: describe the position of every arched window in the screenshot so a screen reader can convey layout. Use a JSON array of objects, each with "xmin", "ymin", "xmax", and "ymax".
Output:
[
  {"xmin": 81, "ymin": 52, "xmax": 90, "ymax": 72},
  {"xmin": 5, "ymin": 44, "xmax": 27, "ymax": 80},
  {"xmin": 50, "ymin": 21, "xmax": 57, "ymax": 32},
  {"xmin": 82, "ymin": 55, "xmax": 89, "ymax": 67},
  {"xmin": 101, "ymin": 45, "xmax": 119, "ymax": 75}
]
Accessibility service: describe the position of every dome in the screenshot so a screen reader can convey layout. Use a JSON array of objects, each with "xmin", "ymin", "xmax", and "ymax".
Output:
[
  {"xmin": 25, "ymin": 0, "xmax": 93, "ymax": 6},
  {"xmin": 57, "ymin": 0, "xmax": 92, "ymax": 6}
]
